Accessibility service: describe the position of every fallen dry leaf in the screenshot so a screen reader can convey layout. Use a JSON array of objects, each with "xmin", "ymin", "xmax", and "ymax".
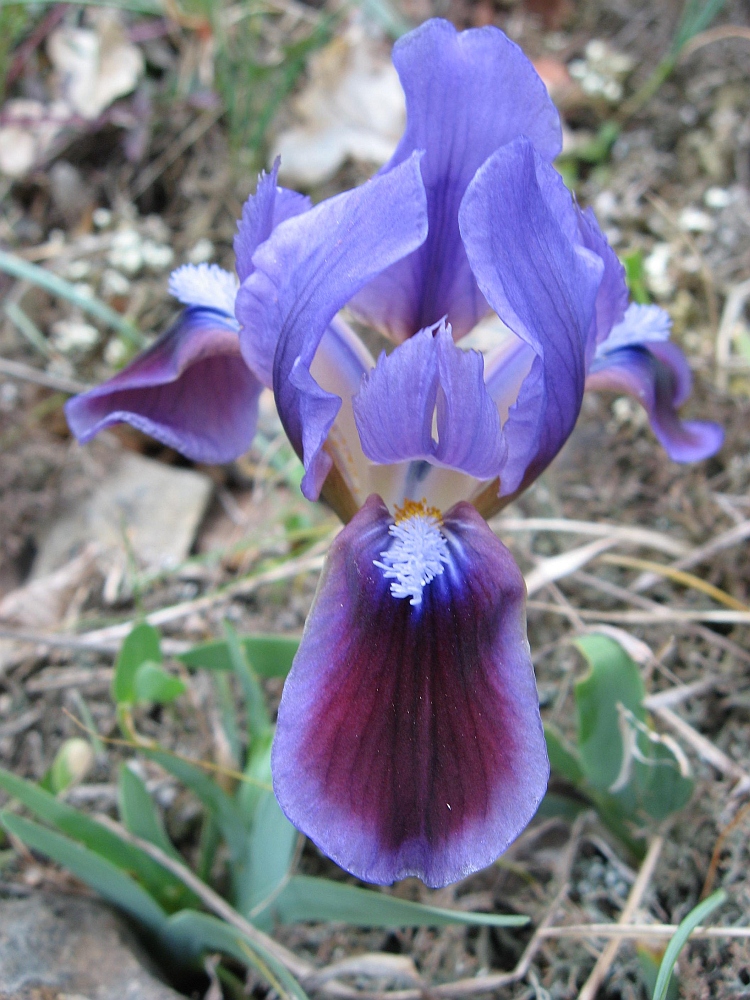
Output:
[
  {"xmin": 0, "ymin": 544, "xmax": 99, "ymax": 630},
  {"xmin": 272, "ymin": 24, "xmax": 405, "ymax": 188},
  {"xmin": 47, "ymin": 9, "xmax": 144, "ymax": 121}
]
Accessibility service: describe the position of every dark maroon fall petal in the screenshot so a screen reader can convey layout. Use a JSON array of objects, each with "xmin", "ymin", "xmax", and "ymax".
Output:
[{"xmin": 272, "ymin": 495, "xmax": 548, "ymax": 887}]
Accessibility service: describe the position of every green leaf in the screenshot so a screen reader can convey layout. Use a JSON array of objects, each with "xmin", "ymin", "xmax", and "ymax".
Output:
[
  {"xmin": 234, "ymin": 734, "xmax": 297, "ymax": 922},
  {"xmin": 0, "ymin": 812, "xmax": 168, "ymax": 933},
  {"xmin": 652, "ymin": 890, "xmax": 726, "ymax": 1000},
  {"xmin": 637, "ymin": 945, "xmax": 679, "ymax": 1000},
  {"xmin": 0, "ymin": 764, "xmax": 194, "ymax": 911},
  {"xmin": 113, "ymin": 622, "xmax": 162, "ymax": 705},
  {"xmin": 574, "ymin": 634, "xmax": 694, "ymax": 824},
  {"xmin": 139, "ymin": 748, "xmax": 248, "ymax": 862},
  {"xmin": 178, "ymin": 634, "xmax": 299, "ymax": 678},
  {"xmin": 133, "ymin": 662, "xmax": 187, "ymax": 705},
  {"xmin": 118, "ymin": 764, "xmax": 180, "ymax": 861},
  {"xmin": 271, "ymin": 876, "xmax": 529, "ymax": 928},
  {"xmin": 224, "ymin": 621, "xmax": 271, "ymax": 739},
  {"xmin": 167, "ymin": 910, "xmax": 309, "ymax": 1000},
  {"xmin": 634, "ymin": 740, "xmax": 693, "ymax": 821},
  {"xmin": 574, "ymin": 634, "xmax": 646, "ymax": 791},
  {"xmin": 622, "ymin": 249, "xmax": 651, "ymax": 305},
  {"xmin": 545, "ymin": 725, "xmax": 584, "ymax": 785}
]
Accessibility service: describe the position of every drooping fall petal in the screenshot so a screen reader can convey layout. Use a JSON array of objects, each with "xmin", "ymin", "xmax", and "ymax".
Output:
[
  {"xmin": 65, "ymin": 307, "xmax": 261, "ymax": 463},
  {"xmin": 587, "ymin": 341, "xmax": 723, "ymax": 462},
  {"xmin": 272, "ymin": 495, "xmax": 548, "ymax": 887}
]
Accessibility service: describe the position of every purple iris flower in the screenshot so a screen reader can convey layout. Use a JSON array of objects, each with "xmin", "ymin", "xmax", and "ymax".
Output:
[{"xmin": 66, "ymin": 19, "xmax": 722, "ymax": 888}]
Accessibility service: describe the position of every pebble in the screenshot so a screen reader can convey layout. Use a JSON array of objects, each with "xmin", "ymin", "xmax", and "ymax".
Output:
[{"xmin": 0, "ymin": 892, "xmax": 186, "ymax": 1000}]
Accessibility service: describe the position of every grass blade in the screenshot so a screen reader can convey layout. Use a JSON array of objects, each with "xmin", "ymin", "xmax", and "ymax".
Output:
[
  {"xmin": 652, "ymin": 890, "xmax": 727, "ymax": 1000},
  {"xmin": 272, "ymin": 876, "xmax": 529, "ymax": 928},
  {"xmin": 0, "ymin": 764, "xmax": 195, "ymax": 911},
  {"xmin": 1, "ymin": 811, "xmax": 168, "ymax": 932},
  {"xmin": 0, "ymin": 248, "xmax": 143, "ymax": 348}
]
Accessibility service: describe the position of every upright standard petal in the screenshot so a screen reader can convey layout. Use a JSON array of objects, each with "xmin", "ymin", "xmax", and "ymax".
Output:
[
  {"xmin": 350, "ymin": 18, "xmax": 561, "ymax": 343},
  {"xmin": 233, "ymin": 160, "xmax": 311, "ymax": 284},
  {"xmin": 236, "ymin": 154, "xmax": 428, "ymax": 500},
  {"xmin": 577, "ymin": 207, "xmax": 628, "ymax": 354},
  {"xmin": 353, "ymin": 323, "xmax": 505, "ymax": 480},
  {"xmin": 587, "ymin": 341, "xmax": 723, "ymax": 462},
  {"xmin": 65, "ymin": 307, "xmax": 261, "ymax": 464},
  {"xmin": 272, "ymin": 495, "xmax": 548, "ymax": 887},
  {"xmin": 460, "ymin": 138, "xmax": 603, "ymax": 498}
]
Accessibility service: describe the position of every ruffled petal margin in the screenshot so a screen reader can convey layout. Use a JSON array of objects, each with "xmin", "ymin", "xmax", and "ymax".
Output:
[
  {"xmin": 350, "ymin": 18, "xmax": 561, "ymax": 344},
  {"xmin": 353, "ymin": 323, "xmax": 506, "ymax": 480},
  {"xmin": 65, "ymin": 308, "xmax": 261, "ymax": 464},
  {"xmin": 586, "ymin": 342, "xmax": 724, "ymax": 462},
  {"xmin": 272, "ymin": 495, "xmax": 548, "ymax": 887},
  {"xmin": 236, "ymin": 154, "xmax": 428, "ymax": 501}
]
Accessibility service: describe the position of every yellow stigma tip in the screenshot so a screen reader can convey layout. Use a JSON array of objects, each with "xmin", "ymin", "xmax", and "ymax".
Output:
[{"xmin": 393, "ymin": 498, "xmax": 442, "ymax": 525}]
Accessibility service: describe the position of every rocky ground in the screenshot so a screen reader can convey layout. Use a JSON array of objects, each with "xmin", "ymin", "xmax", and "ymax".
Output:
[{"xmin": 0, "ymin": 1, "xmax": 749, "ymax": 998}]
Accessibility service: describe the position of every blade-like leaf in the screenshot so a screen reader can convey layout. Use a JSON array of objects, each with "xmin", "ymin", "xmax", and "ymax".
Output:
[
  {"xmin": 545, "ymin": 725, "xmax": 584, "ymax": 785},
  {"xmin": 270, "ymin": 876, "xmax": 529, "ymax": 928},
  {"xmin": 178, "ymin": 634, "xmax": 299, "ymax": 678},
  {"xmin": 118, "ymin": 764, "xmax": 181, "ymax": 861},
  {"xmin": 0, "ymin": 765, "xmax": 194, "ymax": 911},
  {"xmin": 167, "ymin": 910, "xmax": 309, "ymax": 1000},
  {"xmin": 1, "ymin": 812, "xmax": 168, "ymax": 932},
  {"xmin": 652, "ymin": 890, "xmax": 726, "ymax": 1000},
  {"xmin": 224, "ymin": 621, "xmax": 271, "ymax": 740},
  {"xmin": 139, "ymin": 748, "xmax": 249, "ymax": 861},
  {"xmin": 133, "ymin": 662, "xmax": 187, "ymax": 705},
  {"xmin": 113, "ymin": 622, "xmax": 162, "ymax": 705}
]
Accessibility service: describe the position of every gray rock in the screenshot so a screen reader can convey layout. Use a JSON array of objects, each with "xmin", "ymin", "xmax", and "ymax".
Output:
[
  {"xmin": 0, "ymin": 891, "xmax": 186, "ymax": 1000},
  {"xmin": 33, "ymin": 451, "xmax": 213, "ymax": 579}
]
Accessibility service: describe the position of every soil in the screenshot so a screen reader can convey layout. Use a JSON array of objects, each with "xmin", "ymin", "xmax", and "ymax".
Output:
[{"xmin": 1, "ymin": 1, "xmax": 749, "ymax": 998}]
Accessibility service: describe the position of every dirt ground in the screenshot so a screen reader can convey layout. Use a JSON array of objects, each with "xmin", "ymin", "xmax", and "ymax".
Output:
[{"xmin": 1, "ymin": 1, "xmax": 750, "ymax": 998}]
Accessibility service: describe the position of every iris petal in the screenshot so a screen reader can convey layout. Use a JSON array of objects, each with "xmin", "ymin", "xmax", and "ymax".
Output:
[
  {"xmin": 236, "ymin": 154, "xmax": 428, "ymax": 500},
  {"xmin": 587, "ymin": 342, "xmax": 723, "ymax": 462},
  {"xmin": 353, "ymin": 324, "xmax": 505, "ymax": 480},
  {"xmin": 350, "ymin": 18, "xmax": 561, "ymax": 343},
  {"xmin": 234, "ymin": 159, "xmax": 311, "ymax": 284},
  {"xmin": 65, "ymin": 308, "xmax": 261, "ymax": 464},
  {"xmin": 460, "ymin": 137, "xmax": 603, "ymax": 497},
  {"xmin": 272, "ymin": 495, "xmax": 548, "ymax": 887}
]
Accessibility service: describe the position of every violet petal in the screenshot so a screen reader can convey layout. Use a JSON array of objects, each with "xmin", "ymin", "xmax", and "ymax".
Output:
[
  {"xmin": 350, "ymin": 18, "xmax": 561, "ymax": 343},
  {"xmin": 236, "ymin": 154, "xmax": 428, "ymax": 500},
  {"xmin": 65, "ymin": 307, "xmax": 260, "ymax": 464},
  {"xmin": 353, "ymin": 323, "xmax": 505, "ymax": 480},
  {"xmin": 272, "ymin": 495, "xmax": 548, "ymax": 887},
  {"xmin": 587, "ymin": 341, "xmax": 723, "ymax": 462},
  {"xmin": 460, "ymin": 137, "xmax": 603, "ymax": 495}
]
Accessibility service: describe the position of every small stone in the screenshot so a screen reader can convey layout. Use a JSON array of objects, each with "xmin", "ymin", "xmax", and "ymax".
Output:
[
  {"xmin": 0, "ymin": 892, "xmax": 186, "ymax": 1000},
  {"xmin": 141, "ymin": 240, "xmax": 175, "ymax": 272},
  {"xmin": 704, "ymin": 186, "xmax": 732, "ymax": 209},
  {"xmin": 100, "ymin": 268, "xmax": 131, "ymax": 298},
  {"xmin": 678, "ymin": 206, "xmax": 715, "ymax": 233},
  {"xmin": 51, "ymin": 319, "xmax": 100, "ymax": 353},
  {"xmin": 187, "ymin": 237, "xmax": 214, "ymax": 264},
  {"xmin": 34, "ymin": 451, "xmax": 213, "ymax": 577},
  {"xmin": 64, "ymin": 259, "xmax": 92, "ymax": 281},
  {"xmin": 93, "ymin": 206, "xmax": 113, "ymax": 228},
  {"xmin": 108, "ymin": 229, "xmax": 143, "ymax": 275}
]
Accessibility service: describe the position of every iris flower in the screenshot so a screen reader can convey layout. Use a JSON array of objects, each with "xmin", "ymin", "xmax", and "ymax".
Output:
[{"xmin": 67, "ymin": 19, "xmax": 722, "ymax": 888}]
